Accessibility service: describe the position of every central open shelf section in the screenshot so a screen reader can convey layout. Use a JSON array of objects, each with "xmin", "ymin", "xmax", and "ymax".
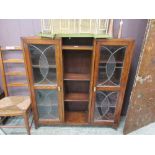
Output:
[{"xmin": 62, "ymin": 37, "xmax": 93, "ymax": 124}]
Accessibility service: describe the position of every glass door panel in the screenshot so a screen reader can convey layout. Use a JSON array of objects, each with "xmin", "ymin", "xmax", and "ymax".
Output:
[
  {"xmin": 97, "ymin": 45, "xmax": 126, "ymax": 86},
  {"xmin": 35, "ymin": 89, "xmax": 59, "ymax": 120},
  {"xmin": 94, "ymin": 91, "xmax": 119, "ymax": 121},
  {"xmin": 28, "ymin": 44, "xmax": 57, "ymax": 86}
]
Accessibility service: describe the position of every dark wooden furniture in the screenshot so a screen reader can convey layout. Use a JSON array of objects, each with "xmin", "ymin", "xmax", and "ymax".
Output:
[{"xmin": 22, "ymin": 37, "xmax": 134, "ymax": 128}]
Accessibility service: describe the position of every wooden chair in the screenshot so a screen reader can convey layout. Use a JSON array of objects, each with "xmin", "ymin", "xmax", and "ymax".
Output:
[
  {"xmin": 0, "ymin": 47, "xmax": 32, "ymax": 135},
  {"xmin": 0, "ymin": 96, "xmax": 32, "ymax": 135}
]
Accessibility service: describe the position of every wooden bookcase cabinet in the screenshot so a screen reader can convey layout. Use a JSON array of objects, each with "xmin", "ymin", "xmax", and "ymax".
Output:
[{"xmin": 22, "ymin": 37, "xmax": 134, "ymax": 128}]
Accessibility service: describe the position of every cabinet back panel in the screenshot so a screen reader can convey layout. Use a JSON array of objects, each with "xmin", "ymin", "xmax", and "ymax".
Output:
[
  {"xmin": 63, "ymin": 51, "xmax": 92, "ymax": 74},
  {"xmin": 65, "ymin": 102, "xmax": 88, "ymax": 111},
  {"xmin": 64, "ymin": 81, "xmax": 90, "ymax": 93}
]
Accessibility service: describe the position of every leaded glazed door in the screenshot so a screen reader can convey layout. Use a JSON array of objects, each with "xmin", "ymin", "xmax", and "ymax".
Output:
[
  {"xmin": 22, "ymin": 37, "xmax": 64, "ymax": 127},
  {"xmin": 90, "ymin": 39, "xmax": 134, "ymax": 127}
]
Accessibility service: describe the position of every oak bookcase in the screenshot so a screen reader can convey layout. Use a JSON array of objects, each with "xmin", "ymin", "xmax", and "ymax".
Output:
[{"xmin": 22, "ymin": 37, "xmax": 134, "ymax": 128}]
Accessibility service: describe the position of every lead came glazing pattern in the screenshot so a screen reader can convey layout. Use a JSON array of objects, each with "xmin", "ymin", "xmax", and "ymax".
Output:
[
  {"xmin": 29, "ymin": 44, "xmax": 57, "ymax": 85},
  {"xmin": 98, "ymin": 46, "xmax": 126, "ymax": 86},
  {"xmin": 94, "ymin": 91, "xmax": 118, "ymax": 120},
  {"xmin": 35, "ymin": 90, "xmax": 59, "ymax": 119}
]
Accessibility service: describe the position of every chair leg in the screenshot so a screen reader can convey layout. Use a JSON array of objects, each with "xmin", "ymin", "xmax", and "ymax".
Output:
[{"xmin": 23, "ymin": 112, "xmax": 31, "ymax": 135}]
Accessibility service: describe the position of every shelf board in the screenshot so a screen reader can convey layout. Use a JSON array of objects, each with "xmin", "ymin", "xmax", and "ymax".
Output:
[
  {"xmin": 96, "ymin": 84, "xmax": 121, "ymax": 90},
  {"xmin": 5, "ymin": 71, "xmax": 26, "ymax": 76},
  {"xmin": 99, "ymin": 66, "xmax": 123, "ymax": 69},
  {"xmin": 64, "ymin": 73, "xmax": 90, "ymax": 81},
  {"xmin": 62, "ymin": 45, "xmax": 93, "ymax": 51},
  {"xmin": 65, "ymin": 111, "xmax": 88, "ymax": 125},
  {"xmin": 100, "ymin": 60, "xmax": 123, "ymax": 64},
  {"xmin": 34, "ymin": 81, "xmax": 57, "ymax": 86},
  {"xmin": 7, "ymin": 82, "xmax": 28, "ymax": 87},
  {"xmin": 34, "ymin": 84, "xmax": 57, "ymax": 89},
  {"xmin": 3, "ymin": 59, "xmax": 24, "ymax": 63},
  {"xmin": 32, "ymin": 65, "xmax": 56, "ymax": 68},
  {"xmin": 64, "ymin": 93, "xmax": 89, "ymax": 102}
]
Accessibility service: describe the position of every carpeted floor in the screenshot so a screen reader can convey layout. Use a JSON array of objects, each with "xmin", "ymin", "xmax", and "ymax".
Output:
[{"xmin": 0, "ymin": 116, "xmax": 155, "ymax": 135}]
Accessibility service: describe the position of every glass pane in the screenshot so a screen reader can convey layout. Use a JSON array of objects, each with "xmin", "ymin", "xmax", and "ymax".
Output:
[
  {"xmin": 35, "ymin": 89, "xmax": 59, "ymax": 119},
  {"xmin": 94, "ymin": 91, "xmax": 119, "ymax": 121},
  {"xmin": 97, "ymin": 45, "xmax": 126, "ymax": 86},
  {"xmin": 28, "ymin": 44, "xmax": 57, "ymax": 86}
]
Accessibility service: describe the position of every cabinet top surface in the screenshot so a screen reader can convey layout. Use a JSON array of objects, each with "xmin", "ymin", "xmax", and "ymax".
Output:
[
  {"xmin": 21, "ymin": 36, "xmax": 134, "ymax": 42},
  {"xmin": 38, "ymin": 33, "xmax": 112, "ymax": 39}
]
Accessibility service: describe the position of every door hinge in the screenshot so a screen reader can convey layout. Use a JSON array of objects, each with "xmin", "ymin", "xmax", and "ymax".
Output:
[
  {"xmin": 58, "ymin": 86, "xmax": 61, "ymax": 92},
  {"xmin": 93, "ymin": 87, "xmax": 96, "ymax": 92}
]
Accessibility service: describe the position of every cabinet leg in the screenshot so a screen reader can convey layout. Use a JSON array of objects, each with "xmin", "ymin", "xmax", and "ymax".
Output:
[
  {"xmin": 23, "ymin": 112, "xmax": 31, "ymax": 135},
  {"xmin": 112, "ymin": 122, "xmax": 119, "ymax": 129}
]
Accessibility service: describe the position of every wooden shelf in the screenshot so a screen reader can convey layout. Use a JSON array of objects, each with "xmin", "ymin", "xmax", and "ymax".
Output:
[
  {"xmin": 32, "ymin": 65, "xmax": 56, "ymax": 68},
  {"xmin": 65, "ymin": 111, "xmax": 88, "ymax": 125},
  {"xmin": 100, "ymin": 60, "xmax": 123, "ymax": 64},
  {"xmin": 64, "ymin": 93, "xmax": 89, "ymax": 102},
  {"xmin": 34, "ymin": 84, "xmax": 57, "ymax": 90},
  {"xmin": 5, "ymin": 71, "xmax": 26, "ymax": 76},
  {"xmin": 62, "ymin": 45, "xmax": 93, "ymax": 51},
  {"xmin": 3, "ymin": 59, "xmax": 24, "ymax": 63},
  {"xmin": 34, "ymin": 80, "xmax": 57, "ymax": 86},
  {"xmin": 7, "ymin": 82, "xmax": 28, "ymax": 87},
  {"xmin": 64, "ymin": 73, "xmax": 90, "ymax": 81},
  {"xmin": 99, "ymin": 66, "xmax": 123, "ymax": 69}
]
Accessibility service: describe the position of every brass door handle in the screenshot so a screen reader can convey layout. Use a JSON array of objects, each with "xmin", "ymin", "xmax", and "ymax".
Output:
[
  {"xmin": 58, "ymin": 86, "xmax": 61, "ymax": 92},
  {"xmin": 93, "ymin": 87, "xmax": 96, "ymax": 92}
]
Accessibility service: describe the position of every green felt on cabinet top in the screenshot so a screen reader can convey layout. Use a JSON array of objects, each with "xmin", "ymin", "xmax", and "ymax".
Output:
[{"xmin": 38, "ymin": 32, "xmax": 112, "ymax": 39}]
